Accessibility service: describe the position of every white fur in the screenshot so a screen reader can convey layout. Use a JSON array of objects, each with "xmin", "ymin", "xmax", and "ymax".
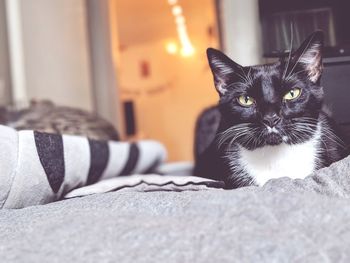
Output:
[
  {"xmin": 298, "ymin": 43, "xmax": 322, "ymax": 82},
  {"xmin": 212, "ymin": 58, "xmax": 234, "ymax": 95},
  {"xmin": 266, "ymin": 126, "xmax": 278, "ymax": 134},
  {"xmin": 237, "ymin": 125, "xmax": 321, "ymax": 186}
]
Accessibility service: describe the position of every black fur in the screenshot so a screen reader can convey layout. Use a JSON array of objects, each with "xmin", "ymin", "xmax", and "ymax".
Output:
[
  {"xmin": 194, "ymin": 31, "xmax": 349, "ymax": 188},
  {"xmin": 194, "ymin": 106, "xmax": 221, "ymax": 158}
]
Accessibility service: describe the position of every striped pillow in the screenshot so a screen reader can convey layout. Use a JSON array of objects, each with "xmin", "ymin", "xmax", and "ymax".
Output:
[{"xmin": 0, "ymin": 125, "xmax": 166, "ymax": 209}]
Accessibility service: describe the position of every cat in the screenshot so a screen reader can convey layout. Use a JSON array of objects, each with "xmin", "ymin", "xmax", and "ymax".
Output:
[
  {"xmin": 194, "ymin": 31, "xmax": 349, "ymax": 189},
  {"xmin": 0, "ymin": 100, "xmax": 119, "ymax": 141},
  {"xmin": 194, "ymin": 105, "xmax": 221, "ymax": 158}
]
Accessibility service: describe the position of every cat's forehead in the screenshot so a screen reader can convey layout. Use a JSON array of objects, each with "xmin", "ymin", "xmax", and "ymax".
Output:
[
  {"xmin": 248, "ymin": 62, "xmax": 281, "ymax": 78},
  {"xmin": 244, "ymin": 62, "xmax": 283, "ymax": 102}
]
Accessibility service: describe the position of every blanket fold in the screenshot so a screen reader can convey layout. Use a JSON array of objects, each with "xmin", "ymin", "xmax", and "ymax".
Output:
[{"xmin": 261, "ymin": 154, "xmax": 350, "ymax": 198}]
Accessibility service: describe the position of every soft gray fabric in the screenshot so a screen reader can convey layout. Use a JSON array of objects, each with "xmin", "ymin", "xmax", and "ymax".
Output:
[{"xmin": 2, "ymin": 156, "xmax": 350, "ymax": 262}]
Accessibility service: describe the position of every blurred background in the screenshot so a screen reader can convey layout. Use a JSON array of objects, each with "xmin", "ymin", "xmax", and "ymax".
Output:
[{"xmin": 0, "ymin": 0, "xmax": 349, "ymax": 161}]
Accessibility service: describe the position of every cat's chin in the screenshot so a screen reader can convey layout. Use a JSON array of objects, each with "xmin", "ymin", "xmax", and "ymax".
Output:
[
  {"xmin": 264, "ymin": 133, "xmax": 283, "ymax": 146},
  {"xmin": 242, "ymin": 133, "xmax": 283, "ymax": 150}
]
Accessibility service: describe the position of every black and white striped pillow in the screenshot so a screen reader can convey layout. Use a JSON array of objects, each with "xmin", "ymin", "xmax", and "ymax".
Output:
[{"xmin": 0, "ymin": 125, "xmax": 166, "ymax": 209}]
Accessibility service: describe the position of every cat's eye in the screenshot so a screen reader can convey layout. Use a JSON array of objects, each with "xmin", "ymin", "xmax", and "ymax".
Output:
[
  {"xmin": 238, "ymin": 95, "xmax": 255, "ymax": 106},
  {"xmin": 283, "ymin": 87, "xmax": 301, "ymax": 101}
]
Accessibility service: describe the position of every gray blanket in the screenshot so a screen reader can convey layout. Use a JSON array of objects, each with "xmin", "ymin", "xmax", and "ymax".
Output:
[{"xmin": 1, "ymin": 155, "xmax": 350, "ymax": 262}]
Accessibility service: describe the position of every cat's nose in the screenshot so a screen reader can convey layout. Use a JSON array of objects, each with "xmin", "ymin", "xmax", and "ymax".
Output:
[{"xmin": 262, "ymin": 113, "xmax": 281, "ymax": 128}]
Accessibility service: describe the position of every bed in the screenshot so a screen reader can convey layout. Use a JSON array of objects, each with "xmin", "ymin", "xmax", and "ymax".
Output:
[{"xmin": 1, "ymin": 153, "xmax": 350, "ymax": 262}]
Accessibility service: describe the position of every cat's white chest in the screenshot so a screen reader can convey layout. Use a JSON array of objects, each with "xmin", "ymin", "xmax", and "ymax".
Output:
[{"xmin": 238, "ymin": 137, "xmax": 320, "ymax": 186}]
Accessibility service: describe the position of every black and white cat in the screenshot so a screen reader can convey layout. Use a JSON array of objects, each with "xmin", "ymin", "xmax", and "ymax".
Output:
[{"xmin": 194, "ymin": 31, "xmax": 349, "ymax": 188}]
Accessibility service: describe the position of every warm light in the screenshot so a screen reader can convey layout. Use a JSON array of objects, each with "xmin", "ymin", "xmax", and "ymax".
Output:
[
  {"xmin": 177, "ymin": 24, "xmax": 187, "ymax": 35},
  {"xmin": 172, "ymin": 5, "xmax": 182, "ymax": 16},
  {"xmin": 166, "ymin": 42, "xmax": 178, "ymax": 54},
  {"xmin": 167, "ymin": 0, "xmax": 195, "ymax": 58},
  {"xmin": 180, "ymin": 45, "xmax": 195, "ymax": 57},
  {"xmin": 167, "ymin": 0, "xmax": 177, "ymax": 5},
  {"xmin": 175, "ymin": 15, "xmax": 185, "ymax": 25}
]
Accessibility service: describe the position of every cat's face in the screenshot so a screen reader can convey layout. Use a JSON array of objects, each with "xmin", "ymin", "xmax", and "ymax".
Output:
[{"xmin": 207, "ymin": 31, "xmax": 324, "ymax": 150}]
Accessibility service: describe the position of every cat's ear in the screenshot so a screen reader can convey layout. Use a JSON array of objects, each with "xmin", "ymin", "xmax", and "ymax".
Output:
[
  {"xmin": 207, "ymin": 48, "xmax": 242, "ymax": 95},
  {"xmin": 291, "ymin": 31, "xmax": 323, "ymax": 83}
]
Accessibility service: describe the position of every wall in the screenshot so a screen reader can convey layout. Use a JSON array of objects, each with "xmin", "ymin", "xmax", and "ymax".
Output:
[
  {"xmin": 219, "ymin": 0, "xmax": 263, "ymax": 66},
  {"xmin": 85, "ymin": 0, "xmax": 120, "ymax": 124},
  {"xmin": 0, "ymin": 0, "xmax": 12, "ymax": 105},
  {"xmin": 114, "ymin": 0, "xmax": 219, "ymax": 161},
  {"xmin": 9, "ymin": 0, "xmax": 94, "ymax": 110},
  {"xmin": 119, "ymin": 39, "xmax": 218, "ymax": 161}
]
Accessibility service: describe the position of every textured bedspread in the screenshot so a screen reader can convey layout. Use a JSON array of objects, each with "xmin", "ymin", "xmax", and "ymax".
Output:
[{"xmin": 1, "ymin": 156, "xmax": 350, "ymax": 262}]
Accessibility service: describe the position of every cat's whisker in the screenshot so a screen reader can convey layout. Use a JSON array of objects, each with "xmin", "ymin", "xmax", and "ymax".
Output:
[
  {"xmin": 218, "ymin": 125, "xmax": 260, "ymax": 151},
  {"xmin": 285, "ymin": 35, "xmax": 315, "ymax": 80},
  {"xmin": 227, "ymin": 129, "xmax": 253, "ymax": 148},
  {"xmin": 238, "ymin": 67, "xmax": 250, "ymax": 84},
  {"xmin": 240, "ymin": 128, "xmax": 260, "ymax": 148},
  {"xmin": 216, "ymin": 125, "xmax": 252, "ymax": 149},
  {"xmin": 233, "ymin": 70, "xmax": 250, "ymax": 85},
  {"xmin": 246, "ymin": 67, "xmax": 254, "ymax": 86},
  {"xmin": 282, "ymin": 25, "xmax": 294, "ymax": 80},
  {"xmin": 290, "ymin": 120, "xmax": 347, "ymax": 149},
  {"xmin": 285, "ymin": 68, "xmax": 309, "ymax": 82}
]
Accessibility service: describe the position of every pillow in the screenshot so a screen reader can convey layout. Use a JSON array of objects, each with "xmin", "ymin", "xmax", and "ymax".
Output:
[{"xmin": 0, "ymin": 125, "xmax": 166, "ymax": 209}]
